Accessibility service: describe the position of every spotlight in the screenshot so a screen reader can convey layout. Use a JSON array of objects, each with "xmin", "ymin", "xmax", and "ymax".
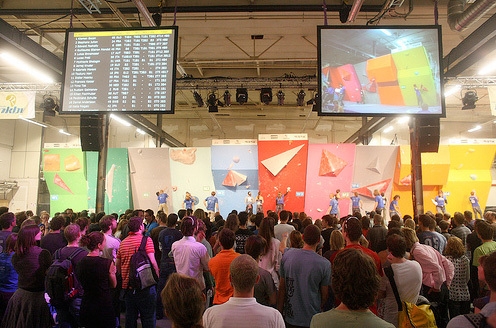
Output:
[
  {"xmin": 152, "ymin": 12, "xmax": 162, "ymax": 26},
  {"xmin": 207, "ymin": 92, "xmax": 218, "ymax": 112},
  {"xmin": 260, "ymin": 88, "xmax": 273, "ymax": 105},
  {"xmin": 296, "ymin": 89, "xmax": 306, "ymax": 107},
  {"xmin": 462, "ymin": 90, "xmax": 478, "ymax": 110},
  {"xmin": 193, "ymin": 91, "xmax": 204, "ymax": 107},
  {"xmin": 313, "ymin": 93, "xmax": 320, "ymax": 112},
  {"xmin": 307, "ymin": 93, "xmax": 320, "ymax": 112},
  {"xmin": 236, "ymin": 88, "xmax": 248, "ymax": 104},
  {"xmin": 339, "ymin": 2, "xmax": 352, "ymax": 23},
  {"xmin": 277, "ymin": 90, "xmax": 285, "ymax": 105},
  {"xmin": 41, "ymin": 95, "xmax": 59, "ymax": 117},
  {"xmin": 223, "ymin": 90, "xmax": 231, "ymax": 106},
  {"xmin": 207, "ymin": 91, "xmax": 224, "ymax": 113}
]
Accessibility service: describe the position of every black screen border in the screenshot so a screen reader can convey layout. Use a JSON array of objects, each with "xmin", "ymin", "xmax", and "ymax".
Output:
[
  {"xmin": 317, "ymin": 25, "xmax": 445, "ymax": 118},
  {"xmin": 60, "ymin": 26, "xmax": 178, "ymax": 115}
]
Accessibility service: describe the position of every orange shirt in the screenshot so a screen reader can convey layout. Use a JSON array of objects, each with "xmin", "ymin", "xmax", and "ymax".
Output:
[{"xmin": 208, "ymin": 249, "xmax": 240, "ymax": 304}]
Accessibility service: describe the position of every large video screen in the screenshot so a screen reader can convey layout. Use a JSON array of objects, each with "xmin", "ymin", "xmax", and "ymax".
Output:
[
  {"xmin": 318, "ymin": 25, "xmax": 445, "ymax": 117},
  {"xmin": 61, "ymin": 27, "xmax": 178, "ymax": 114}
]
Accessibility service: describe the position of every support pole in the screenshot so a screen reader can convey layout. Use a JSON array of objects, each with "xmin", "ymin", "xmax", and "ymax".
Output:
[
  {"xmin": 409, "ymin": 117, "xmax": 424, "ymax": 217},
  {"xmin": 157, "ymin": 114, "xmax": 163, "ymax": 147},
  {"xmin": 361, "ymin": 117, "xmax": 370, "ymax": 145},
  {"xmin": 96, "ymin": 114, "xmax": 109, "ymax": 213}
]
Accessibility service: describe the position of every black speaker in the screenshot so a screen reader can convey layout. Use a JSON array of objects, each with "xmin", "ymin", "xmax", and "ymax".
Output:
[
  {"xmin": 80, "ymin": 115, "xmax": 102, "ymax": 152},
  {"xmin": 418, "ymin": 117, "xmax": 440, "ymax": 153}
]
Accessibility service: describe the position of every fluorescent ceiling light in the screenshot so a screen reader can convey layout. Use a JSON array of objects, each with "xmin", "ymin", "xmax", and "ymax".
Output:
[
  {"xmin": 444, "ymin": 84, "xmax": 461, "ymax": 97},
  {"xmin": 468, "ymin": 125, "xmax": 481, "ymax": 133},
  {"xmin": 21, "ymin": 118, "xmax": 47, "ymax": 128},
  {"xmin": 396, "ymin": 39, "xmax": 407, "ymax": 50},
  {"xmin": 380, "ymin": 29, "xmax": 392, "ymax": 36},
  {"xmin": 383, "ymin": 126, "xmax": 394, "ymax": 133},
  {"xmin": 0, "ymin": 52, "xmax": 54, "ymax": 83},
  {"xmin": 59, "ymin": 129, "xmax": 71, "ymax": 136},
  {"xmin": 397, "ymin": 116, "xmax": 410, "ymax": 124},
  {"xmin": 110, "ymin": 114, "xmax": 131, "ymax": 127},
  {"xmin": 136, "ymin": 128, "xmax": 146, "ymax": 135},
  {"xmin": 478, "ymin": 60, "xmax": 496, "ymax": 75}
]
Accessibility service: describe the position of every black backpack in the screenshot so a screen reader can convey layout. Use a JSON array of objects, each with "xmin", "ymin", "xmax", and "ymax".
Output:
[
  {"xmin": 464, "ymin": 313, "xmax": 489, "ymax": 328},
  {"xmin": 45, "ymin": 247, "xmax": 85, "ymax": 306},
  {"xmin": 128, "ymin": 236, "xmax": 158, "ymax": 290}
]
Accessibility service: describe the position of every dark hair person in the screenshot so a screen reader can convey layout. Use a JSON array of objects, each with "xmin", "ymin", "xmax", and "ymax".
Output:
[
  {"xmin": 161, "ymin": 273, "xmax": 205, "ymax": 328},
  {"xmin": 1, "ymin": 225, "xmax": 53, "ymax": 327},
  {"xmin": 311, "ymin": 248, "xmax": 394, "ymax": 328},
  {"xmin": 0, "ymin": 233, "xmax": 18, "ymax": 324},
  {"xmin": 76, "ymin": 231, "xmax": 117, "ymax": 328}
]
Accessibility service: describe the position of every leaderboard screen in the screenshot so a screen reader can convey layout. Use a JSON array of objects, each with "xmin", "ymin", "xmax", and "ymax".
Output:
[
  {"xmin": 318, "ymin": 25, "xmax": 445, "ymax": 117},
  {"xmin": 61, "ymin": 27, "xmax": 178, "ymax": 114}
]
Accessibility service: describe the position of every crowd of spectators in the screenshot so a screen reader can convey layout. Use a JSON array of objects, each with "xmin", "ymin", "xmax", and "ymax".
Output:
[{"xmin": 1, "ymin": 203, "xmax": 496, "ymax": 328}]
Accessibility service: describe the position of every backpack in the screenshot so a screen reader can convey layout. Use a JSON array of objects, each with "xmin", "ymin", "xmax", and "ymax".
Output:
[
  {"xmin": 45, "ymin": 247, "xmax": 85, "ymax": 307},
  {"xmin": 384, "ymin": 266, "xmax": 437, "ymax": 328},
  {"xmin": 464, "ymin": 313, "xmax": 489, "ymax": 328},
  {"xmin": 128, "ymin": 236, "xmax": 157, "ymax": 290}
]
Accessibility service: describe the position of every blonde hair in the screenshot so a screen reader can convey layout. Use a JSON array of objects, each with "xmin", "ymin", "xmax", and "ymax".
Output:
[
  {"xmin": 330, "ymin": 230, "xmax": 345, "ymax": 251},
  {"xmin": 402, "ymin": 227, "xmax": 419, "ymax": 249},
  {"xmin": 444, "ymin": 236, "xmax": 466, "ymax": 258},
  {"xmin": 404, "ymin": 218, "xmax": 416, "ymax": 230}
]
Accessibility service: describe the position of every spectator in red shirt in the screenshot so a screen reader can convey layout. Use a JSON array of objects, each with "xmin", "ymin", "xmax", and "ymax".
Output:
[{"xmin": 116, "ymin": 216, "xmax": 159, "ymax": 328}]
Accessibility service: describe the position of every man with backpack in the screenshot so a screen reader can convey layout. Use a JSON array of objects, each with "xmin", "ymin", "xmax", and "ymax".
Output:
[
  {"xmin": 116, "ymin": 216, "xmax": 159, "ymax": 328},
  {"xmin": 45, "ymin": 223, "xmax": 87, "ymax": 328}
]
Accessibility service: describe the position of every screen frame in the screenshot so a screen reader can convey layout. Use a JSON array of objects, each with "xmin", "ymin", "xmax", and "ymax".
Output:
[
  {"xmin": 317, "ymin": 25, "xmax": 445, "ymax": 118},
  {"xmin": 60, "ymin": 26, "xmax": 178, "ymax": 114}
]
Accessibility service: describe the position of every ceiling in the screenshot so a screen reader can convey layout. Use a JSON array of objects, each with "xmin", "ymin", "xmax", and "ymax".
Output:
[{"xmin": 0, "ymin": 0, "xmax": 496, "ymax": 146}]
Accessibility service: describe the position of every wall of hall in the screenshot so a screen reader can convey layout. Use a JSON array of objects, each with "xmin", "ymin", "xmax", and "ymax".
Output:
[
  {"xmin": 4, "ymin": 117, "xmax": 496, "ymax": 219},
  {"xmin": 33, "ymin": 141, "xmax": 496, "ymax": 219}
]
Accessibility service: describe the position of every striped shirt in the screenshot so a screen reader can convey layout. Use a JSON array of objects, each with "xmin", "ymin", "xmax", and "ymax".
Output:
[{"xmin": 117, "ymin": 232, "xmax": 155, "ymax": 289}]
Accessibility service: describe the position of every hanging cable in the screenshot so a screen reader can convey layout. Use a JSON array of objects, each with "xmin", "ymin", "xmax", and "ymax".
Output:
[
  {"xmin": 173, "ymin": 0, "xmax": 178, "ymax": 25},
  {"xmin": 70, "ymin": 0, "xmax": 74, "ymax": 28},
  {"xmin": 322, "ymin": 0, "xmax": 328, "ymax": 26},
  {"xmin": 434, "ymin": 0, "xmax": 439, "ymax": 25}
]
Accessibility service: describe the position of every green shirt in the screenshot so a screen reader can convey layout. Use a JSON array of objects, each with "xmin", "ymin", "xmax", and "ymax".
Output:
[
  {"xmin": 473, "ymin": 240, "xmax": 496, "ymax": 266},
  {"xmin": 311, "ymin": 309, "xmax": 394, "ymax": 328}
]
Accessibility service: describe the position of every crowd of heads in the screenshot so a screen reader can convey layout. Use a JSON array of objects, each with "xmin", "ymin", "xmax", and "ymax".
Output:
[{"xmin": 4, "ymin": 192, "xmax": 496, "ymax": 328}]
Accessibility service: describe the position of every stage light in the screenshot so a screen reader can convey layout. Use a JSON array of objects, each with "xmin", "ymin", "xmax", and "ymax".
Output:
[
  {"xmin": 207, "ymin": 91, "xmax": 225, "ymax": 113},
  {"xmin": 41, "ymin": 95, "xmax": 59, "ymax": 117},
  {"xmin": 193, "ymin": 91, "xmax": 204, "ymax": 107},
  {"xmin": 462, "ymin": 90, "xmax": 478, "ymax": 110},
  {"xmin": 236, "ymin": 88, "xmax": 248, "ymax": 104},
  {"xmin": 296, "ymin": 89, "xmax": 306, "ymax": 107},
  {"xmin": 307, "ymin": 93, "xmax": 320, "ymax": 112},
  {"xmin": 223, "ymin": 90, "xmax": 231, "ymax": 106},
  {"xmin": 339, "ymin": 2, "xmax": 352, "ymax": 23},
  {"xmin": 277, "ymin": 90, "xmax": 285, "ymax": 105},
  {"xmin": 207, "ymin": 92, "xmax": 219, "ymax": 112},
  {"xmin": 260, "ymin": 88, "xmax": 273, "ymax": 105},
  {"xmin": 152, "ymin": 12, "xmax": 162, "ymax": 26}
]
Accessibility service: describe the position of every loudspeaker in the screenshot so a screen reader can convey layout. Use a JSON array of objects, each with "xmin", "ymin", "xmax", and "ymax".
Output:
[
  {"xmin": 80, "ymin": 115, "xmax": 102, "ymax": 152},
  {"xmin": 418, "ymin": 117, "xmax": 440, "ymax": 153}
]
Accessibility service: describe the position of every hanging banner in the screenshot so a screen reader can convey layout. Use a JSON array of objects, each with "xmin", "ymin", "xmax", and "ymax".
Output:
[
  {"xmin": 0, "ymin": 91, "xmax": 36, "ymax": 119},
  {"xmin": 488, "ymin": 86, "xmax": 496, "ymax": 116}
]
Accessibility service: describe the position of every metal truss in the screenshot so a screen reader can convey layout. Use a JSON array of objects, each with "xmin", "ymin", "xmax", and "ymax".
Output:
[{"xmin": 445, "ymin": 76, "xmax": 496, "ymax": 88}]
